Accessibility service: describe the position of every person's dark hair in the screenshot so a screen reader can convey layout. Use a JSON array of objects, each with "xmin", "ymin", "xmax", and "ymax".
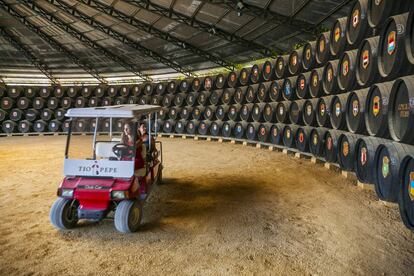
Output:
[{"xmin": 121, "ymin": 122, "xmax": 133, "ymax": 145}]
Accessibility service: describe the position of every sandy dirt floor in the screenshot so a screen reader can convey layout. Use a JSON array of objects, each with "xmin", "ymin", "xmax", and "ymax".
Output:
[{"xmin": 0, "ymin": 136, "xmax": 413, "ymax": 275}]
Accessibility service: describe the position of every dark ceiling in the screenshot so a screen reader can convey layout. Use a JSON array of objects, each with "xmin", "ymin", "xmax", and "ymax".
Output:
[{"xmin": 0, "ymin": 0, "xmax": 353, "ymax": 85}]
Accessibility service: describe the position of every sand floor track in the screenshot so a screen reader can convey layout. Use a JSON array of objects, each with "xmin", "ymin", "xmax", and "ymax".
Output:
[{"xmin": 0, "ymin": 136, "xmax": 413, "ymax": 275}]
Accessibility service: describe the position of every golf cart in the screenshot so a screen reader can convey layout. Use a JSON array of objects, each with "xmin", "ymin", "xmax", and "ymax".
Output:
[{"xmin": 50, "ymin": 104, "xmax": 163, "ymax": 233}]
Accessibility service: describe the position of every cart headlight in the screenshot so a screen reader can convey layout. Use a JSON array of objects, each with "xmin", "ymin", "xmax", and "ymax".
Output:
[
  {"xmin": 111, "ymin": 191, "xmax": 127, "ymax": 199},
  {"xmin": 61, "ymin": 188, "xmax": 74, "ymax": 197}
]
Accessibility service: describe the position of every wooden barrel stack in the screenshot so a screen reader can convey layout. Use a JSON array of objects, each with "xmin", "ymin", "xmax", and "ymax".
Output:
[{"xmin": 1, "ymin": 0, "xmax": 414, "ymax": 230}]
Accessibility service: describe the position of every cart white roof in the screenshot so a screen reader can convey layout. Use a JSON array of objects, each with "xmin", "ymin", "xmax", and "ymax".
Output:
[{"xmin": 65, "ymin": 104, "xmax": 161, "ymax": 118}]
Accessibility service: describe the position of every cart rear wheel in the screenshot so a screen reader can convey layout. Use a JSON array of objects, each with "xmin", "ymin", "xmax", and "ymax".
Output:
[
  {"xmin": 50, "ymin": 198, "xmax": 79, "ymax": 230},
  {"xmin": 114, "ymin": 200, "xmax": 142, "ymax": 233}
]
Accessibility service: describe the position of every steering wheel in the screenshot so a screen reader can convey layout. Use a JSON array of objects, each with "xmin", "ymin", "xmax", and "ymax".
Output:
[{"xmin": 112, "ymin": 143, "xmax": 134, "ymax": 159}]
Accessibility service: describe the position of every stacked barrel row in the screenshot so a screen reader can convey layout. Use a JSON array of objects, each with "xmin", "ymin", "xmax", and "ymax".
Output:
[{"xmin": 1, "ymin": 0, "xmax": 414, "ymax": 230}]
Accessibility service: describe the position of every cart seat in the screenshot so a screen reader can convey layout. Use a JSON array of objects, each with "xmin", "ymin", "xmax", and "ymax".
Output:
[{"xmin": 95, "ymin": 141, "xmax": 118, "ymax": 159}]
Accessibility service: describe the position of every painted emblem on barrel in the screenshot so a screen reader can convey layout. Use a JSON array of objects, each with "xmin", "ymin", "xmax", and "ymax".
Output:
[
  {"xmin": 286, "ymin": 129, "xmax": 291, "ymax": 139},
  {"xmin": 360, "ymin": 147, "xmax": 367, "ymax": 165},
  {"xmin": 253, "ymin": 67, "xmax": 259, "ymax": 77},
  {"xmin": 307, "ymin": 104, "xmax": 312, "ymax": 116},
  {"xmin": 279, "ymin": 106, "xmax": 284, "ymax": 115},
  {"xmin": 300, "ymin": 78, "xmax": 305, "ymax": 90},
  {"xmin": 327, "ymin": 68, "xmax": 333, "ymax": 82},
  {"xmin": 373, "ymin": 96, "xmax": 380, "ymax": 116},
  {"xmin": 375, "ymin": 0, "xmax": 382, "ymax": 5},
  {"xmin": 409, "ymin": 172, "xmax": 414, "ymax": 199},
  {"xmin": 342, "ymin": 141, "xmax": 349, "ymax": 157},
  {"xmin": 382, "ymin": 156, "xmax": 390, "ymax": 178},
  {"xmin": 260, "ymin": 127, "xmax": 266, "ymax": 136},
  {"xmin": 319, "ymin": 38, "xmax": 325, "ymax": 53},
  {"xmin": 334, "ymin": 27, "xmax": 340, "ymax": 42},
  {"xmin": 335, "ymin": 102, "xmax": 341, "ymax": 117},
  {"xmin": 205, "ymin": 78, "xmax": 212, "ymax": 90},
  {"xmin": 387, "ymin": 31, "xmax": 396, "ymax": 55},
  {"xmin": 265, "ymin": 64, "xmax": 271, "ymax": 74},
  {"xmin": 306, "ymin": 49, "xmax": 311, "ymax": 61},
  {"xmin": 327, "ymin": 136, "xmax": 332, "ymax": 150},
  {"xmin": 313, "ymin": 133, "xmax": 318, "ymax": 145},
  {"xmin": 352, "ymin": 100, "xmax": 359, "ymax": 116},
  {"xmin": 272, "ymin": 127, "xmax": 278, "ymax": 137},
  {"xmin": 352, "ymin": 9, "xmax": 359, "ymax": 28},
  {"xmin": 230, "ymin": 73, "xmax": 236, "ymax": 82},
  {"xmin": 291, "ymin": 54, "xmax": 297, "ymax": 66},
  {"xmin": 362, "ymin": 50, "xmax": 369, "ymax": 69},
  {"xmin": 312, "ymin": 74, "xmax": 318, "ymax": 87},
  {"xmin": 265, "ymin": 106, "xmax": 271, "ymax": 116},
  {"xmin": 299, "ymin": 132, "xmax": 304, "ymax": 143},
  {"xmin": 320, "ymin": 103, "xmax": 326, "ymax": 116},
  {"xmin": 284, "ymin": 82, "xmax": 291, "ymax": 96},
  {"xmin": 278, "ymin": 60, "xmax": 283, "ymax": 70},
  {"xmin": 342, "ymin": 60, "xmax": 349, "ymax": 76},
  {"xmin": 242, "ymin": 70, "xmax": 247, "ymax": 81}
]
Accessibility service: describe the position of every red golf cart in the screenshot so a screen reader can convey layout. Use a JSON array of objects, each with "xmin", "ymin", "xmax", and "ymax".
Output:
[{"xmin": 50, "ymin": 104, "xmax": 163, "ymax": 233}]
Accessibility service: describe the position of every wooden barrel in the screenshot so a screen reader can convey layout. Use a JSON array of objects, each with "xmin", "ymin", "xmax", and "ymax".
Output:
[
  {"xmin": 178, "ymin": 107, "xmax": 190, "ymax": 121},
  {"xmin": 67, "ymin": 87, "xmax": 78, "ymax": 98},
  {"xmin": 185, "ymin": 92, "xmax": 197, "ymax": 106},
  {"xmin": 210, "ymin": 121, "xmax": 223, "ymax": 137},
  {"xmin": 209, "ymin": 90, "xmax": 224, "ymax": 105},
  {"xmin": 222, "ymin": 121, "xmax": 235, "ymax": 137},
  {"xmin": 368, "ymin": 0, "xmax": 410, "ymax": 28},
  {"xmin": 214, "ymin": 74, "xmax": 226, "ymax": 89},
  {"xmin": 54, "ymin": 108, "xmax": 66, "ymax": 121},
  {"xmin": 378, "ymin": 13, "xmax": 412, "ymax": 80},
  {"xmin": 330, "ymin": 17, "xmax": 348, "ymax": 57},
  {"xmin": 192, "ymin": 77, "xmax": 202, "ymax": 92},
  {"xmin": 302, "ymin": 41, "xmax": 317, "ymax": 71},
  {"xmin": 61, "ymin": 119, "xmax": 71, "ymax": 133},
  {"xmin": 276, "ymin": 101, "xmax": 291, "ymax": 123},
  {"xmin": 158, "ymin": 108, "xmax": 168, "ymax": 120},
  {"xmin": 303, "ymin": 98, "xmax": 318, "ymax": 126},
  {"xmin": 152, "ymin": 120, "xmax": 163, "ymax": 133},
  {"xmin": 356, "ymin": 36, "xmax": 381, "ymax": 86},
  {"xmin": 0, "ymin": 109, "xmax": 6, "ymax": 122},
  {"xmin": 240, "ymin": 104, "xmax": 252, "ymax": 122},
  {"xmin": 33, "ymin": 97, "xmax": 45, "ymax": 110},
  {"xmin": 52, "ymin": 87, "xmax": 63, "ymax": 98},
  {"xmin": 222, "ymin": 88, "xmax": 235, "ymax": 105},
  {"xmin": 346, "ymin": 88, "xmax": 369, "ymax": 134},
  {"xmin": 80, "ymin": 86, "xmax": 92, "ymax": 98},
  {"xmin": 9, "ymin": 108, "xmax": 23, "ymax": 122},
  {"xmin": 142, "ymin": 83, "xmax": 153, "ymax": 96},
  {"xmin": 374, "ymin": 142, "xmax": 414, "ymax": 202},
  {"xmin": 263, "ymin": 102, "xmax": 277, "ymax": 123},
  {"xmin": 288, "ymin": 48, "xmax": 303, "ymax": 75},
  {"xmin": 296, "ymin": 72, "xmax": 311, "ymax": 99},
  {"xmin": 167, "ymin": 80, "xmax": 178, "ymax": 93},
  {"xmin": 309, "ymin": 127, "xmax": 328, "ymax": 157},
  {"xmin": 309, "ymin": 67, "xmax": 325, "ymax": 98},
  {"xmin": 150, "ymin": 95, "xmax": 161, "ymax": 105},
  {"xmin": 406, "ymin": 11, "xmax": 414, "ymax": 66},
  {"xmin": 257, "ymin": 82, "xmax": 270, "ymax": 102},
  {"xmin": 289, "ymin": 100, "xmax": 305, "ymax": 125},
  {"xmin": 119, "ymin": 86, "xmax": 129, "ymax": 97},
  {"xmin": 354, "ymin": 136, "xmax": 389, "ymax": 184},
  {"xmin": 252, "ymin": 103, "xmax": 266, "ymax": 122},
  {"xmin": 226, "ymin": 72, "xmax": 238, "ymax": 88},
  {"xmin": 197, "ymin": 91, "xmax": 211, "ymax": 106},
  {"xmin": 33, "ymin": 120, "xmax": 47, "ymax": 133},
  {"xmin": 17, "ymin": 120, "xmax": 31, "ymax": 133},
  {"xmin": 40, "ymin": 108, "xmax": 53, "ymax": 121},
  {"xmin": 282, "ymin": 124, "xmax": 299, "ymax": 148},
  {"xmin": 316, "ymin": 96, "xmax": 333, "ymax": 127},
  {"xmin": 95, "ymin": 86, "xmax": 106, "ymax": 97},
  {"xmin": 46, "ymin": 97, "xmax": 58, "ymax": 109},
  {"xmin": 162, "ymin": 120, "xmax": 175, "ymax": 133},
  {"xmin": 269, "ymin": 80, "xmax": 283, "ymax": 102},
  {"xmin": 274, "ymin": 55, "xmax": 289, "ymax": 79},
  {"xmin": 346, "ymin": 0, "xmax": 370, "ymax": 47},
  {"xmin": 168, "ymin": 107, "xmax": 181, "ymax": 120},
  {"xmin": 179, "ymin": 79, "xmax": 190, "ymax": 93},
  {"xmin": 238, "ymin": 68, "xmax": 250, "ymax": 86},
  {"xmin": 261, "ymin": 60, "xmax": 273, "ymax": 81},
  {"xmin": 330, "ymin": 93, "xmax": 349, "ymax": 130},
  {"xmin": 245, "ymin": 84, "xmax": 258, "ymax": 104},
  {"xmin": 7, "ymin": 87, "xmax": 21, "ymax": 98},
  {"xmin": 203, "ymin": 106, "xmax": 217, "ymax": 121},
  {"xmin": 324, "ymin": 129, "xmax": 345, "ymax": 163},
  {"xmin": 234, "ymin": 87, "xmax": 247, "ymax": 104},
  {"xmin": 161, "ymin": 94, "xmax": 174, "ymax": 107},
  {"xmin": 1, "ymin": 120, "xmax": 16, "ymax": 133},
  {"xmin": 316, "ymin": 32, "xmax": 332, "ymax": 65},
  {"xmin": 203, "ymin": 76, "xmax": 214, "ymax": 91},
  {"xmin": 25, "ymin": 108, "xmax": 39, "ymax": 122},
  {"xmin": 296, "ymin": 126, "xmax": 312, "ymax": 152},
  {"xmin": 257, "ymin": 123, "xmax": 271, "ymax": 143},
  {"xmin": 246, "ymin": 122, "xmax": 260, "ymax": 141},
  {"xmin": 398, "ymin": 154, "xmax": 414, "ymax": 229},
  {"xmin": 25, "ymin": 87, "xmax": 36, "ymax": 98},
  {"xmin": 228, "ymin": 104, "xmax": 242, "ymax": 121},
  {"xmin": 282, "ymin": 76, "xmax": 297, "ymax": 101},
  {"xmin": 106, "ymin": 86, "xmax": 117, "ymax": 97},
  {"xmin": 101, "ymin": 97, "xmax": 112, "ymax": 106},
  {"xmin": 250, "ymin": 65, "xmax": 260, "ymax": 84},
  {"xmin": 174, "ymin": 120, "xmax": 186, "ymax": 134},
  {"xmin": 192, "ymin": 106, "xmax": 205, "ymax": 121},
  {"xmin": 215, "ymin": 105, "xmax": 229, "ymax": 121},
  {"xmin": 198, "ymin": 120, "xmax": 211, "ymax": 136},
  {"xmin": 234, "ymin": 121, "xmax": 248, "ymax": 139},
  {"xmin": 113, "ymin": 97, "xmax": 127, "ymax": 105},
  {"xmin": 48, "ymin": 120, "xmax": 61, "ymax": 133},
  {"xmin": 365, "ymin": 81, "xmax": 394, "ymax": 137},
  {"xmin": 17, "ymin": 97, "xmax": 30, "ymax": 110},
  {"xmin": 338, "ymin": 49, "xmax": 359, "ymax": 91},
  {"xmin": 0, "ymin": 97, "xmax": 14, "ymax": 110},
  {"xmin": 322, "ymin": 59, "xmax": 340, "ymax": 95},
  {"xmin": 338, "ymin": 133, "xmax": 362, "ymax": 171},
  {"xmin": 269, "ymin": 123, "xmax": 285, "ymax": 145},
  {"xmin": 388, "ymin": 75, "xmax": 414, "ymax": 144},
  {"xmin": 74, "ymin": 97, "xmax": 86, "ymax": 108}
]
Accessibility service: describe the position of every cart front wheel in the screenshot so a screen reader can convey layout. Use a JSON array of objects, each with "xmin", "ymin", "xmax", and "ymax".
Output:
[
  {"xmin": 50, "ymin": 198, "xmax": 79, "ymax": 230},
  {"xmin": 114, "ymin": 200, "xmax": 142, "ymax": 233}
]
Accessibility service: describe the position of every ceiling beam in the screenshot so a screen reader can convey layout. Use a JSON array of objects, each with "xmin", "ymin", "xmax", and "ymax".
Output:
[
  {"xmin": 124, "ymin": 0, "xmax": 277, "ymax": 56},
  {"xmin": 52, "ymin": 0, "xmax": 194, "ymax": 77},
  {"xmin": 25, "ymin": 0, "xmax": 151, "ymax": 82},
  {"xmin": 0, "ymin": 1, "xmax": 108, "ymax": 83},
  {"xmin": 81, "ymin": 0, "xmax": 235, "ymax": 71},
  {"xmin": 0, "ymin": 26, "xmax": 59, "ymax": 84}
]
